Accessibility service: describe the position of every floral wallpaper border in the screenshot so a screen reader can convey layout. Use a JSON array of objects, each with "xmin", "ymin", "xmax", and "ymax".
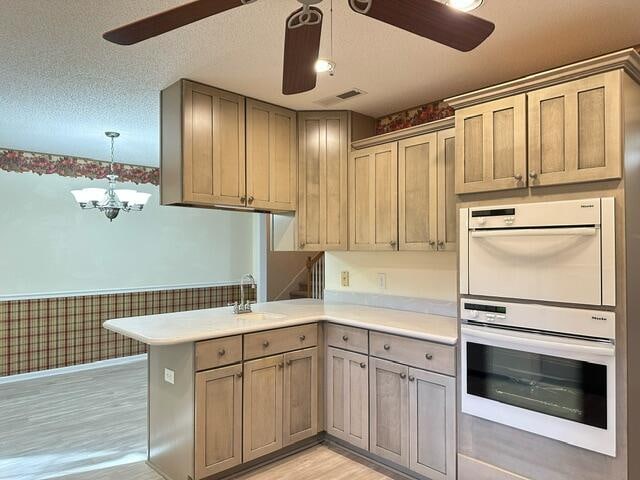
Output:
[
  {"xmin": 375, "ymin": 99, "xmax": 454, "ymax": 135},
  {"xmin": 0, "ymin": 148, "xmax": 159, "ymax": 185}
]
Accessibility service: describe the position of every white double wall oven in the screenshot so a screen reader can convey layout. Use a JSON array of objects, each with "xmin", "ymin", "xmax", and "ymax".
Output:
[{"xmin": 459, "ymin": 198, "xmax": 617, "ymax": 457}]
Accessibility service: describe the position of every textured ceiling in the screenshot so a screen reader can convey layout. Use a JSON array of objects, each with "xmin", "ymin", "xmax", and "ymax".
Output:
[{"xmin": 1, "ymin": 0, "xmax": 640, "ymax": 166}]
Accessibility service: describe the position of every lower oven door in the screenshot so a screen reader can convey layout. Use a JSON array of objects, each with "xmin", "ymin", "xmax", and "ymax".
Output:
[{"xmin": 461, "ymin": 324, "xmax": 616, "ymax": 456}]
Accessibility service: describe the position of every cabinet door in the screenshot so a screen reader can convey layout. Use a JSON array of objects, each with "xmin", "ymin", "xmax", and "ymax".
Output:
[
  {"xmin": 246, "ymin": 99, "xmax": 297, "ymax": 211},
  {"xmin": 398, "ymin": 133, "xmax": 438, "ymax": 251},
  {"xmin": 326, "ymin": 347, "xmax": 369, "ymax": 450},
  {"xmin": 528, "ymin": 71, "xmax": 622, "ymax": 187},
  {"xmin": 437, "ymin": 128, "xmax": 457, "ymax": 252},
  {"xmin": 182, "ymin": 80, "xmax": 246, "ymax": 206},
  {"xmin": 283, "ymin": 347, "xmax": 318, "ymax": 445},
  {"xmin": 243, "ymin": 354, "xmax": 284, "ymax": 462},
  {"xmin": 298, "ymin": 112, "xmax": 349, "ymax": 251},
  {"xmin": 369, "ymin": 357, "xmax": 409, "ymax": 466},
  {"xmin": 195, "ymin": 364, "xmax": 243, "ymax": 479},
  {"xmin": 349, "ymin": 143, "xmax": 398, "ymax": 251},
  {"xmin": 455, "ymin": 94, "xmax": 527, "ymax": 194},
  {"xmin": 409, "ymin": 368, "xmax": 456, "ymax": 480}
]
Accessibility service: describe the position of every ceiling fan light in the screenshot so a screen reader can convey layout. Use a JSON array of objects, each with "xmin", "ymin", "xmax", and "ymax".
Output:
[
  {"xmin": 446, "ymin": 0, "xmax": 483, "ymax": 12},
  {"xmin": 114, "ymin": 189, "xmax": 138, "ymax": 204},
  {"xmin": 314, "ymin": 59, "xmax": 336, "ymax": 74}
]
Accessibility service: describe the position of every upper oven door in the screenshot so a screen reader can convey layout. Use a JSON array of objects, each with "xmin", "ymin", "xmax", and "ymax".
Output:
[
  {"xmin": 461, "ymin": 324, "xmax": 616, "ymax": 456},
  {"xmin": 461, "ymin": 197, "xmax": 615, "ymax": 306}
]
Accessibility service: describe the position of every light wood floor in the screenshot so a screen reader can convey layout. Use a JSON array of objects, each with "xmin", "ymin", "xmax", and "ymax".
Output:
[{"xmin": 0, "ymin": 359, "xmax": 402, "ymax": 480}]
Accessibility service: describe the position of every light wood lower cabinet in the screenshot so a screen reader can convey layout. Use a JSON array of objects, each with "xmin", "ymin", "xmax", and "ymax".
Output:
[
  {"xmin": 283, "ymin": 347, "xmax": 318, "ymax": 445},
  {"xmin": 243, "ymin": 354, "xmax": 284, "ymax": 462},
  {"xmin": 326, "ymin": 347, "xmax": 369, "ymax": 450},
  {"xmin": 195, "ymin": 363, "xmax": 243, "ymax": 479}
]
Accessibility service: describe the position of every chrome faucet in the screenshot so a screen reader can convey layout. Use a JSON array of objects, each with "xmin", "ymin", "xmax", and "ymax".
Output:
[{"xmin": 234, "ymin": 274, "xmax": 256, "ymax": 314}]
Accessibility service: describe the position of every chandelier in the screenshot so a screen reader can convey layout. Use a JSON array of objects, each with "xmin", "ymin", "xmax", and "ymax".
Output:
[{"xmin": 70, "ymin": 132, "xmax": 151, "ymax": 221}]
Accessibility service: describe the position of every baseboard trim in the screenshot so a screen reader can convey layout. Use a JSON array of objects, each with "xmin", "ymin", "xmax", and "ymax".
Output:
[{"xmin": 0, "ymin": 354, "xmax": 146, "ymax": 384}]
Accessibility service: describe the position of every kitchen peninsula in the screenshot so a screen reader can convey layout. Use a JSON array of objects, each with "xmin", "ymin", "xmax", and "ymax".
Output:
[{"xmin": 105, "ymin": 299, "xmax": 458, "ymax": 480}]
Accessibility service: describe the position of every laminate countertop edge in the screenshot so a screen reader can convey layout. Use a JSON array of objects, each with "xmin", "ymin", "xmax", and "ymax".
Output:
[{"xmin": 102, "ymin": 299, "xmax": 458, "ymax": 347}]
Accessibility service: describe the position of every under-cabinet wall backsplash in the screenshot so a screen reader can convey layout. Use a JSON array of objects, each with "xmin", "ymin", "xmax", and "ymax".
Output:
[{"xmin": 0, "ymin": 284, "xmax": 255, "ymax": 377}]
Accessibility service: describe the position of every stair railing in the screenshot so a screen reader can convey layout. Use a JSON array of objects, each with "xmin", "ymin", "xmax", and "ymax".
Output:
[{"xmin": 306, "ymin": 252, "xmax": 325, "ymax": 299}]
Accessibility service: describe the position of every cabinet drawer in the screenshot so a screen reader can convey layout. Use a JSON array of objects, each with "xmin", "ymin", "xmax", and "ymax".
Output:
[
  {"xmin": 370, "ymin": 331, "xmax": 455, "ymax": 376},
  {"xmin": 326, "ymin": 324, "xmax": 368, "ymax": 354},
  {"xmin": 195, "ymin": 335, "xmax": 243, "ymax": 371},
  {"xmin": 244, "ymin": 324, "xmax": 317, "ymax": 360}
]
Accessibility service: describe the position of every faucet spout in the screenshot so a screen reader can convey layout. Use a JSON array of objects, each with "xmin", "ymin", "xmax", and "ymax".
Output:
[{"xmin": 236, "ymin": 273, "xmax": 256, "ymax": 314}]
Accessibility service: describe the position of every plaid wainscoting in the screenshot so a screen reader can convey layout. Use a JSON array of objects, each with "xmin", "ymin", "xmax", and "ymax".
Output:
[{"xmin": 0, "ymin": 284, "xmax": 255, "ymax": 377}]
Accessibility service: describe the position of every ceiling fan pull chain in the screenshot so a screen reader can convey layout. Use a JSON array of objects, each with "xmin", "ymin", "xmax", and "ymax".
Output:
[
  {"xmin": 287, "ymin": 4, "xmax": 323, "ymax": 30},
  {"xmin": 349, "ymin": 0, "xmax": 372, "ymax": 15}
]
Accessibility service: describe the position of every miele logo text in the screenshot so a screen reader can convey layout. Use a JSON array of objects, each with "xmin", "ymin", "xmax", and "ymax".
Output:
[
  {"xmin": 581, "ymin": 204, "xmax": 595, "ymax": 208},
  {"xmin": 591, "ymin": 316, "xmax": 608, "ymax": 321}
]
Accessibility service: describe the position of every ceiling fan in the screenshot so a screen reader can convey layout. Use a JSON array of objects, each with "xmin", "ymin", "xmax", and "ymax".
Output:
[{"xmin": 103, "ymin": 0, "xmax": 495, "ymax": 95}]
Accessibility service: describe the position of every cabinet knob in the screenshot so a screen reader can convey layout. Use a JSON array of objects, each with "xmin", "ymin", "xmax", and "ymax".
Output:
[
  {"xmin": 299, "ymin": 334, "xmax": 306, "ymax": 341},
  {"xmin": 286, "ymin": 359, "xmax": 292, "ymax": 366},
  {"xmin": 425, "ymin": 353, "xmax": 433, "ymax": 360},
  {"xmin": 300, "ymin": 242, "xmax": 306, "ymax": 249},
  {"xmin": 528, "ymin": 171, "xmax": 538, "ymax": 180},
  {"xmin": 237, "ymin": 372, "xmax": 243, "ymax": 378},
  {"xmin": 437, "ymin": 241, "xmax": 445, "ymax": 249},
  {"xmin": 278, "ymin": 362, "xmax": 284, "ymax": 369},
  {"xmin": 400, "ymin": 372, "xmax": 407, "ymax": 380},
  {"xmin": 240, "ymin": 195, "xmax": 247, "ymax": 203},
  {"xmin": 514, "ymin": 174, "xmax": 523, "ymax": 182},
  {"xmin": 263, "ymin": 340, "xmax": 270, "ymax": 348},
  {"xmin": 342, "ymin": 335, "xmax": 349, "ymax": 342},
  {"xmin": 408, "ymin": 375, "xmax": 415, "ymax": 382},
  {"xmin": 218, "ymin": 348, "xmax": 226, "ymax": 356},
  {"xmin": 360, "ymin": 362, "xmax": 367, "ymax": 369},
  {"xmin": 383, "ymin": 344, "xmax": 391, "ymax": 351},
  {"xmin": 429, "ymin": 240, "xmax": 436, "ymax": 250},
  {"xmin": 390, "ymin": 240, "xmax": 397, "ymax": 248},
  {"xmin": 248, "ymin": 196, "xmax": 255, "ymax": 204}
]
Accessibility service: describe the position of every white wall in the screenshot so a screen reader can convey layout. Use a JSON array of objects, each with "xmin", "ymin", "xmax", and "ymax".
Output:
[
  {"xmin": 325, "ymin": 251, "xmax": 457, "ymax": 301},
  {"xmin": 0, "ymin": 171, "xmax": 258, "ymax": 298}
]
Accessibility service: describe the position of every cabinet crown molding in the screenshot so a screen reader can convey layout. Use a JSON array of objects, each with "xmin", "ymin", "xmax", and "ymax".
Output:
[
  {"xmin": 351, "ymin": 117, "xmax": 454, "ymax": 150},
  {"xmin": 446, "ymin": 48, "xmax": 640, "ymax": 109}
]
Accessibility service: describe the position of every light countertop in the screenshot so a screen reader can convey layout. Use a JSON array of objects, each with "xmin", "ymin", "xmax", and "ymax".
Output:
[{"xmin": 103, "ymin": 299, "xmax": 458, "ymax": 346}]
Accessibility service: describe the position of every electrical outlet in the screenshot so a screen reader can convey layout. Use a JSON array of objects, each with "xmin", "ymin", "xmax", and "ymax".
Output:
[
  {"xmin": 377, "ymin": 273, "xmax": 387, "ymax": 290},
  {"xmin": 341, "ymin": 271, "xmax": 350, "ymax": 287},
  {"xmin": 164, "ymin": 368, "xmax": 175, "ymax": 385}
]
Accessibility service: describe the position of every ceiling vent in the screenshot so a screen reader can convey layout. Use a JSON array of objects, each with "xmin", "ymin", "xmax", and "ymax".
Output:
[{"xmin": 314, "ymin": 88, "xmax": 367, "ymax": 107}]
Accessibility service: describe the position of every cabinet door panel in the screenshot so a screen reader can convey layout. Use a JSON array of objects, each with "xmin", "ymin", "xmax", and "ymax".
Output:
[
  {"xmin": 528, "ymin": 71, "xmax": 622, "ymax": 186},
  {"xmin": 183, "ymin": 81, "xmax": 246, "ymax": 206},
  {"xmin": 398, "ymin": 133, "xmax": 438, "ymax": 251},
  {"xmin": 455, "ymin": 94, "xmax": 527, "ymax": 194},
  {"xmin": 325, "ymin": 117, "xmax": 348, "ymax": 249},
  {"xmin": 370, "ymin": 357, "xmax": 409, "ymax": 466},
  {"xmin": 283, "ymin": 348, "xmax": 318, "ymax": 445},
  {"xmin": 195, "ymin": 364, "xmax": 242, "ymax": 479},
  {"xmin": 243, "ymin": 354, "xmax": 283, "ymax": 462},
  {"xmin": 437, "ymin": 128, "xmax": 457, "ymax": 251},
  {"xmin": 409, "ymin": 368, "xmax": 456, "ymax": 480},
  {"xmin": 349, "ymin": 143, "xmax": 398, "ymax": 251}
]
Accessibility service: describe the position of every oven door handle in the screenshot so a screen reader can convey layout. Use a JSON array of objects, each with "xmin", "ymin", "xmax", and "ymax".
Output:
[
  {"xmin": 461, "ymin": 325, "xmax": 615, "ymax": 357},
  {"xmin": 470, "ymin": 227, "xmax": 597, "ymax": 238}
]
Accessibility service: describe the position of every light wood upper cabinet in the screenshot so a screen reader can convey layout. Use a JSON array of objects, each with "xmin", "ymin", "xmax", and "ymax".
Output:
[
  {"xmin": 246, "ymin": 99, "xmax": 297, "ymax": 211},
  {"xmin": 243, "ymin": 354, "xmax": 284, "ymax": 462},
  {"xmin": 437, "ymin": 128, "xmax": 457, "ymax": 251},
  {"xmin": 527, "ymin": 71, "xmax": 622, "ymax": 187},
  {"xmin": 195, "ymin": 364, "xmax": 243, "ymax": 479},
  {"xmin": 161, "ymin": 80, "xmax": 246, "ymax": 207},
  {"xmin": 455, "ymin": 94, "xmax": 527, "ymax": 194},
  {"xmin": 349, "ymin": 143, "xmax": 398, "ymax": 251},
  {"xmin": 326, "ymin": 347, "xmax": 369, "ymax": 450},
  {"xmin": 283, "ymin": 347, "xmax": 318, "ymax": 445},
  {"xmin": 298, "ymin": 112, "xmax": 349, "ymax": 251},
  {"xmin": 369, "ymin": 357, "xmax": 409, "ymax": 467},
  {"xmin": 409, "ymin": 368, "xmax": 456, "ymax": 480}
]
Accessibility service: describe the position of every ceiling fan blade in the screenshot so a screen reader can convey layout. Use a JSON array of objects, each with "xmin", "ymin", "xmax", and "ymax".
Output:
[
  {"xmin": 282, "ymin": 7, "xmax": 323, "ymax": 95},
  {"xmin": 348, "ymin": 0, "xmax": 494, "ymax": 52},
  {"xmin": 103, "ymin": 0, "xmax": 248, "ymax": 45}
]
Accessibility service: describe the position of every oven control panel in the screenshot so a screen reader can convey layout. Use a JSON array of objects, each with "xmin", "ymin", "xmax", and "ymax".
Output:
[{"xmin": 460, "ymin": 298, "xmax": 615, "ymax": 341}]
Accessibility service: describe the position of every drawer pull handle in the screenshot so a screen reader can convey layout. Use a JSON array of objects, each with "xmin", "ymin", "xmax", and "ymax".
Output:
[
  {"xmin": 263, "ymin": 340, "xmax": 270, "ymax": 348},
  {"xmin": 360, "ymin": 362, "xmax": 367, "ymax": 369},
  {"xmin": 408, "ymin": 375, "xmax": 415, "ymax": 382},
  {"xmin": 425, "ymin": 353, "xmax": 433, "ymax": 360},
  {"xmin": 237, "ymin": 372, "xmax": 243, "ymax": 378},
  {"xmin": 286, "ymin": 359, "xmax": 292, "ymax": 366},
  {"xmin": 383, "ymin": 344, "xmax": 391, "ymax": 351},
  {"xmin": 400, "ymin": 373, "xmax": 407, "ymax": 379},
  {"xmin": 218, "ymin": 348, "xmax": 226, "ymax": 356},
  {"xmin": 342, "ymin": 335, "xmax": 349, "ymax": 341},
  {"xmin": 299, "ymin": 335, "xmax": 306, "ymax": 341}
]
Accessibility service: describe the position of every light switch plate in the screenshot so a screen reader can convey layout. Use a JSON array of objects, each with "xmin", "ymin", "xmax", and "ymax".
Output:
[
  {"xmin": 341, "ymin": 271, "xmax": 350, "ymax": 287},
  {"xmin": 377, "ymin": 273, "xmax": 387, "ymax": 290},
  {"xmin": 164, "ymin": 368, "xmax": 175, "ymax": 385}
]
